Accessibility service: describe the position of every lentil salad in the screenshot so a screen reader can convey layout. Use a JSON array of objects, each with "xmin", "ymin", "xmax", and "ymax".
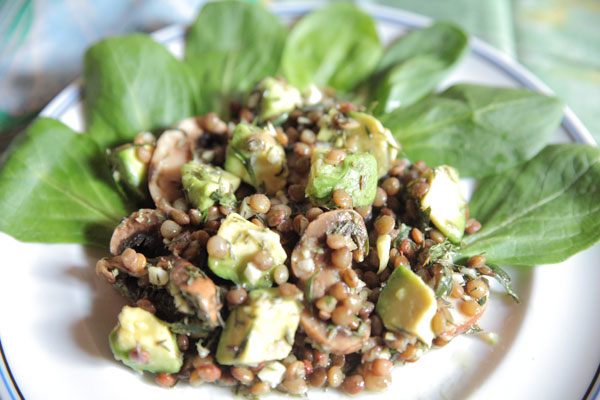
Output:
[{"xmin": 96, "ymin": 80, "xmax": 516, "ymax": 395}]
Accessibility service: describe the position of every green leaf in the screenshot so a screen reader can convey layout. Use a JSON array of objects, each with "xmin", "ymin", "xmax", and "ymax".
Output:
[
  {"xmin": 185, "ymin": 1, "xmax": 286, "ymax": 116},
  {"xmin": 380, "ymin": 83, "xmax": 564, "ymax": 178},
  {"xmin": 0, "ymin": 118, "xmax": 133, "ymax": 247},
  {"xmin": 281, "ymin": 3, "xmax": 382, "ymax": 93},
  {"xmin": 370, "ymin": 22, "xmax": 468, "ymax": 114},
  {"xmin": 84, "ymin": 34, "xmax": 199, "ymax": 148},
  {"xmin": 460, "ymin": 144, "xmax": 600, "ymax": 266}
]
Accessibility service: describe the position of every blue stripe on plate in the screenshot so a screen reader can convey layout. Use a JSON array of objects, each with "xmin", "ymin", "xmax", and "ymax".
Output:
[
  {"xmin": 0, "ymin": 339, "xmax": 22, "ymax": 400},
  {"xmin": 23, "ymin": 4, "xmax": 598, "ymax": 400}
]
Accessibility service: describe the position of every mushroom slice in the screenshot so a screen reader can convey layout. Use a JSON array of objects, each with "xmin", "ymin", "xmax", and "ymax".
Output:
[
  {"xmin": 148, "ymin": 129, "xmax": 193, "ymax": 212},
  {"xmin": 300, "ymin": 309, "xmax": 371, "ymax": 355},
  {"xmin": 169, "ymin": 257, "xmax": 222, "ymax": 326},
  {"xmin": 291, "ymin": 209, "xmax": 368, "ymax": 281},
  {"xmin": 110, "ymin": 209, "xmax": 167, "ymax": 256}
]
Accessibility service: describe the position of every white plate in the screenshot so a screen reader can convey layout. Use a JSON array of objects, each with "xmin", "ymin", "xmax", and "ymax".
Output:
[{"xmin": 1, "ymin": 3, "xmax": 599, "ymax": 400}]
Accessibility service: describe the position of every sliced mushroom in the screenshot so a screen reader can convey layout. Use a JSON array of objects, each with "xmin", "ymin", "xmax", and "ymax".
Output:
[
  {"xmin": 291, "ymin": 209, "xmax": 368, "ymax": 281},
  {"xmin": 148, "ymin": 129, "xmax": 193, "ymax": 212},
  {"xmin": 109, "ymin": 209, "xmax": 167, "ymax": 256},
  {"xmin": 170, "ymin": 257, "xmax": 222, "ymax": 326},
  {"xmin": 300, "ymin": 310, "xmax": 371, "ymax": 355}
]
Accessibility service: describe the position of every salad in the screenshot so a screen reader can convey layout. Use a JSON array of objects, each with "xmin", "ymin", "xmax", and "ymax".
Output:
[{"xmin": 1, "ymin": 1, "xmax": 599, "ymax": 398}]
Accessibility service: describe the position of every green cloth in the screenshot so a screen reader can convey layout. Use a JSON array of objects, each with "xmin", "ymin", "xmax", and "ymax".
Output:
[{"xmin": 1, "ymin": 0, "xmax": 599, "ymax": 148}]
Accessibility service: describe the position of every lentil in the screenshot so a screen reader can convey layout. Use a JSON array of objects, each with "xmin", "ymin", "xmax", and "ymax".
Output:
[{"xmin": 206, "ymin": 235, "xmax": 228, "ymax": 258}]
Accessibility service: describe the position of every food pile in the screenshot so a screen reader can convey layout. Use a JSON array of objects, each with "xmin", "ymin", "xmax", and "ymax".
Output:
[{"xmin": 96, "ymin": 77, "xmax": 516, "ymax": 395}]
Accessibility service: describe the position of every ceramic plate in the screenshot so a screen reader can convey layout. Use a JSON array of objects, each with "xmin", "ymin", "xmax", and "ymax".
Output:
[{"xmin": 1, "ymin": 3, "xmax": 599, "ymax": 400}]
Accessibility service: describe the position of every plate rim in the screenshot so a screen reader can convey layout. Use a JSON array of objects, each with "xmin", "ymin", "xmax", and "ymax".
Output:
[{"xmin": 3, "ymin": 2, "xmax": 598, "ymax": 399}]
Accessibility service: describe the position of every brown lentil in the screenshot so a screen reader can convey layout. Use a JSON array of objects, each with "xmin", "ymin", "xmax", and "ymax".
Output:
[
  {"xmin": 374, "ymin": 215, "xmax": 395, "ymax": 235},
  {"xmin": 279, "ymin": 283, "xmax": 299, "ymax": 298},
  {"xmin": 136, "ymin": 298, "xmax": 156, "ymax": 314},
  {"xmin": 460, "ymin": 299, "xmax": 482, "ymax": 317},
  {"xmin": 294, "ymin": 142, "xmax": 312, "ymax": 157},
  {"xmin": 300, "ymin": 129, "xmax": 316, "ymax": 144},
  {"xmin": 329, "ymin": 282, "xmax": 350, "ymax": 301},
  {"xmin": 331, "ymin": 247, "xmax": 352, "ymax": 270},
  {"xmin": 465, "ymin": 218, "xmax": 482, "ymax": 234},
  {"xmin": 411, "ymin": 181, "xmax": 430, "ymax": 198},
  {"xmin": 226, "ymin": 288, "xmax": 248, "ymax": 306},
  {"xmin": 429, "ymin": 229, "xmax": 445, "ymax": 244},
  {"xmin": 411, "ymin": 228, "xmax": 424, "ymax": 245},
  {"xmin": 306, "ymin": 207, "xmax": 324, "ymax": 221},
  {"xmin": 325, "ymin": 148, "xmax": 346, "ymax": 164},
  {"xmin": 451, "ymin": 283, "xmax": 465, "ymax": 298},
  {"xmin": 431, "ymin": 312, "xmax": 446, "ymax": 335},
  {"xmin": 252, "ymin": 250, "xmax": 274, "ymax": 271},
  {"xmin": 266, "ymin": 209, "xmax": 286, "ymax": 227},
  {"xmin": 370, "ymin": 315, "xmax": 383, "ymax": 336},
  {"xmin": 206, "ymin": 235, "xmax": 228, "ymax": 258},
  {"xmin": 273, "ymin": 265, "xmax": 289, "ymax": 285},
  {"xmin": 331, "ymin": 305, "xmax": 354, "ymax": 327},
  {"xmin": 382, "ymin": 177, "xmax": 401, "ymax": 196},
  {"xmin": 177, "ymin": 334, "xmax": 189, "ymax": 351},
  {"xmin": 249, "ymin": 194, "xmax": 270, "ymax": 214},
  {"xmin": 399, "ymin": 344, "xmax": 417, "ymax": 361},
  {"xmin": 343, "ymin": 268, "xmax": 360, "ymax": 288},
  {"xmin": 331, "ymin": 354, "xmax": 345, "ymax": 367},
  {"xmin": 160, "ymin": 220, "xmax": 181, "ymax": 239},
  {"xmin": 342, "ymin": 374, "xmax": 365, "ymax": 395},
  {"xmin": 466, "ymin": 279, "xmax": 488, "ymax": 299},
  {"xmin": 327, "ymin": 366, "xmax": 344, "ymax": 388},
  {"xmin": 231, "ymin": 367, "xmax": 254, "ymax": 384},
  {"xmin": 136, "ymin": 145, "xmax": 153, "ymax": 164},
  {"xmin": 327, "ymin": 233, "xmax": 347, "ymax": 250},
  {"xmin": 189, "ymin": 209, "xmax": 203, "ymax": 225},
  {"xmin": 206, "ymin": 206, "xmax": 221, "ymax": 221},
  {"xmin": 309, "ymin": 368, "xmax": 328, "ymax": 387},
  {"xmin": 288, "ymin": 184, "xmax": 306, "ymax": 202},
  {"xmin": 171, "ymin": 209, "xmax": 190, "ymax": 226},
  {"xmin": 466, "ymin": 254, "xmax": 486, "ymax": 268},
  {"xmin": 285, "ymin": 361, "xmax": 306, "ymax": 380},
  {"xmin": 197, "ymin": 365, "xmax": 221, "ymax": 382},
  {"xmin": 364, "ymin": 371, "xmax": 391, "ymax": 392},
  {"xmin": 313, "ymin": 350, "xmax": 329, "ymax": 368},
  {"xmin": 251, "ymin": 381, "xmax": 271, "ymax": 395},
  {"xmin": 355, "ymin": 205, "xmax": 372, "ymax": 218},
  {"xmin": 155, "ymin": 372, "xmax": 176, "ymax": 387},
  {"xmin": 372, "ymin": 359, "xmax": 393, "ymax": 377},
  {"xmin": 282, "ymin": 378, "xmax": 307, "ymax": 394},
  {"xmin": 333, "ymin": 189, "xmax": 352, "ymax": 208},
  {"xmin": 373, "ymin": 187, "xmax": 387, "ymax": 207}
]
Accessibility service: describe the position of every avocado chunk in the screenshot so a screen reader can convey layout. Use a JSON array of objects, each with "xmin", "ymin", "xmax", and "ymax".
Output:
[
  {"xmin": 376, "ymin": 265, "xmax": 437, "ymax": 345},
  {"xmin": 208, "ymin": 213, "xmax": 287, "ymax": 289},
  {"xmin": 253, "ymin": 77, "xmax": 303, "ymax": 121},
  {"xmin": 306, "ymin": 150, "xmax": 377, "ymax": 208},
  {"xmin": 420, "ymin": 166, "xmax": 466, "ymax": 244},
  {"xmin": 109, "ymin": 306, "xmax": 182, "ymax": 374},
  {"xmin": 224, "ymin": 123, "xmax": 288, "ymax": 195},
  {"xmin": 181, "ymin": 161, "xmax": 241, "ymax": 212},
  {"xmin": 216, "ymin": 288, "xmax": 302, "ymax": 365},
  {"xmin": 107, "ymin": 143, "xmax": 152, "ymax": 202},
  {"xmin": 345, "ymin": 112, "xmax": 401, "ymax": 178}
]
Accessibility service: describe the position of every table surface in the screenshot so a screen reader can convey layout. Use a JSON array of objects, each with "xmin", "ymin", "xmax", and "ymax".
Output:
[{"xmin": 1, "ymin": 0, "xmax": 599, "ymax": 149}]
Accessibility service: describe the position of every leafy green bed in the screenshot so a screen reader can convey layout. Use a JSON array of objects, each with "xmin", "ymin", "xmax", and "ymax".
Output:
[{"xmin": 0, "ymin": 1, "xmax": 598, "ymax": 268}]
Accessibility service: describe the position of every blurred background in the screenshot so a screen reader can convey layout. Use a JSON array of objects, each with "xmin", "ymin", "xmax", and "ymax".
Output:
[{"xmin": 1, "ymin": 0, "xmax": 599, "ymax": 151}]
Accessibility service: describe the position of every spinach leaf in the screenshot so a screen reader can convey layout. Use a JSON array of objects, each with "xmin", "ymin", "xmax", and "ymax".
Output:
[
  {"xmin": 0, "ymin": 118, "xmax": 133, "ymax": 247},
  {"xmin": 185, "ymin": 1, "xmax": 286, "ymax": 117},
  {"xmin": 460, "ymin": 144, "xmax": 600, "ymax": 266},
  {"xmin": 380, "ymin": 84, "xmax": 563, "ymax": 178},
  {"xmin": 370, "ymin": 22, "xmax": 468, "ymax": 114},
  {"xmin": 281, "ymin": 3, "xmax": 382, "ymax": 93},
  {"xmin": 84, "ymin": 34, "xmax": 198, "ymax": 148}
]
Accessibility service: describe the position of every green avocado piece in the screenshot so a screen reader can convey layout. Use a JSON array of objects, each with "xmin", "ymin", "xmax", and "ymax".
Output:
[
  {"xmin": 345, "ymin": 111, "xmax": 401, "ymax": 178},
  {"xmin": 109, "ymin": 306, "xmax": 182, "ymax": 374},
  {"xmin": 216, "ymin": 288, "xmax": 302, "ymax": 366},
  {"xmin": 306, "ymin": 150, "xmax": 377, "ymax": 208},
  {"xmin": 181, "ymin": 161, "xmax": 241, "ymax": 212},
  {"xmin": 420, "ymin": 165, "xmax": 466, "ymax": 244},
  {"xmin": 255, "ymin": 77, "xmax": 303, "ymax": 121},
  {"xmin": 107, "ymin": 143, "xmax": 151, "ymax": 202},
  {"xmin": 224, "ymin": 123, "xmax": 288, "ymax": 195},
  {"xmin": 208, "ymin": 213, "xmax": 287, "ymax": 289},
  {"xmin": 376, "ymin": 265, "xmax": 437, "ymax": 345}
]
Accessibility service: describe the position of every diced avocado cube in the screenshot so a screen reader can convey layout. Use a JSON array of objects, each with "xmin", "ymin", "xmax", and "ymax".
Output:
[
  {"xmin": 345, "ymin": 111, "xmax": 401, "ymax": 178},
  {"xmin": 376, "ymin": 265, "xmax": 437, "ymax": 345},
  {"xmin": 216, "ymin": 288, "xmax": 302, "ymax": 365},
  {"xmin": 306, "ymin": 150, "xmax": 377, "ymax": 208},
  {"xmin": 181, "ymin": 161, "xmax": 241, "ymax": 212},
  {"xmin": 208, "ymin": 213, "xmax": 287, "ymax": 289},
  {"xmin": 255, "ymin": 77, "xmax": 303, "ymax": 121},
  {"xmin": 107, "ymin": 143, "xmax": 151, "ymax": 202},
  {"xmin": 224, "ymin": 123, "xmax": 288, "ymax": 195},
  {"xmin": 109, "ymin": 306, "xmax": 182, "ymax": 374},
  {"xmin": 420, "ymin": 166, "xmax": 466, "ymax": 244},
  {"xmin": 257, "ymin": 361, "xmax": 287, "ymax": 388}
]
